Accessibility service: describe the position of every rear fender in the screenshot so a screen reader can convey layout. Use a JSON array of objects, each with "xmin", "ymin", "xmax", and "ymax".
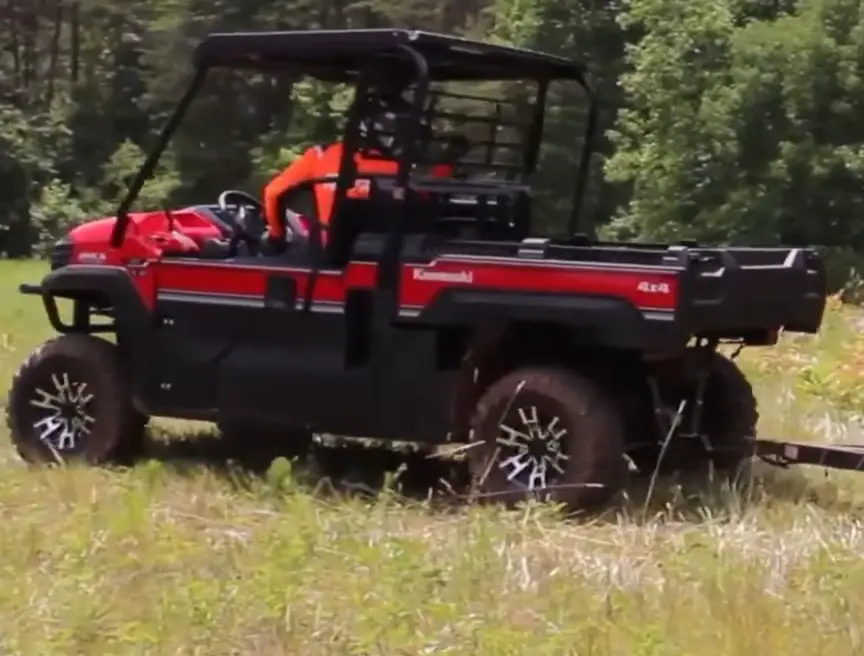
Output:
[{"xmin": 416, "ymin": 288, "xmax": 685, "ymax": 350}]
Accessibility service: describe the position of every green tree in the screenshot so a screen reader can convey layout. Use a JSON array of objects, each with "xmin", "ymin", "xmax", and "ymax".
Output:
[
  {"xmin": 489, "ymin": 0, "xmax": 630, "ymax": 236},
  {"xmin": 607, "ymin": 0, "xmax": 864, "ymax": 265},
  {"xmin": 604, "ymin": 0, "xmax": 740, "ymax": 243}
]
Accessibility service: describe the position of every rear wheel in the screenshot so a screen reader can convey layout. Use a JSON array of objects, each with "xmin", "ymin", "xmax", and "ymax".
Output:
[
  {"xmin": 6, "ymin": 334, "xmax": 142, "ymax": 466},
  {"xmin": 642, "ymin": 350, "xmax": 758, "ymax": 476},
  {"xmin": 467, "ymin": 366, "xmax": 627, "ymax": 510}
]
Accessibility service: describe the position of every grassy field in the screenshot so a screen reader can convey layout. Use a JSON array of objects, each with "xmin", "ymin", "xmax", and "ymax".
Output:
[{"xmin": 3, "ymin": 259, "xmax": 864, "ymax": 654}]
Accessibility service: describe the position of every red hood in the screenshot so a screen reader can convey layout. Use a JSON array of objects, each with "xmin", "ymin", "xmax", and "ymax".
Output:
[{"xmin": 64, "ymin": 208, "xmax": 224, "ymax": 263}]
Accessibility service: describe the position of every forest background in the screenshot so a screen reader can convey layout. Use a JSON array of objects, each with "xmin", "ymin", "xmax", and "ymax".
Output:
[{"xmin": 3, "ymin": 0, "xmax": 863, "ymax": 291}]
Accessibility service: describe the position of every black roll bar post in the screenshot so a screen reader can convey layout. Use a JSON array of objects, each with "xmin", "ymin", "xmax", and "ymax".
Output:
[
  {"xmin": 110, "ymin": 68, "xmax": 208, "ymax": 248},
  {"xmin": 566, "ymin": 75, "xmax": 599, "ymax": 237},
  {"xmin": 374, "ymin": 44, "xmax": 430, "ymax": 300},
  {"xmin": 523, "ymin": 78, "xmax": 549, "ymax": 175}
]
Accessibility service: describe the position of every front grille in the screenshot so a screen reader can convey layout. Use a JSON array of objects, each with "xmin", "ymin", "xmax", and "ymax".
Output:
[{"xmin": 50, "ymin": 240, "xmax": 73, "ymax": 270}]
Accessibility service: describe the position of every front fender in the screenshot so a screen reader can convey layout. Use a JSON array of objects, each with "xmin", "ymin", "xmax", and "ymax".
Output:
[{"xmin": 25, "ymin": 265, "xmax": 155, "ymax": 398}]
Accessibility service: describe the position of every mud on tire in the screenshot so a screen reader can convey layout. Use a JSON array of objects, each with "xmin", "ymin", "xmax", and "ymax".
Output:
[
  {"xmin": 6, "ymin": 334, "xmax": 143, "ymax": 466},
  {"xmin": 468, "ymin": 366, "xmax": 627, "ymax": 510}
]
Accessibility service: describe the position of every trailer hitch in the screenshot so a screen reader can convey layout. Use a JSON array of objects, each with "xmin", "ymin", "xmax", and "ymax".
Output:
[{"xmin": 754, "ymin": 439, "xmax": 864, "ymax": 473}]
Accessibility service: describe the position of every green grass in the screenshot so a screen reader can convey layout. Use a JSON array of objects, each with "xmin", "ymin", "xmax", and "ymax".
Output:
[{"xmin": 3, "ymin": 259, "xmax": 864, "ymax": 654}]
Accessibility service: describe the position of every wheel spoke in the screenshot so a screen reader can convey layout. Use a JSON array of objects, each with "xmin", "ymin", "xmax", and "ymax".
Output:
[
  {"xmin": 68, "ymin": 382, "xmax": 93, "ymax": 406},
  {"xmin": 545, "ymin": 415, "xmax": 567, "ymax": 440},
  {"xmin": 518, "ymin": 405, "xmax": 539, "ymax": 428},
  {"xmin": 527, "ymin": 461, "xmax": 547, "ymax": 491},
  {"xmin": 545, "ymin": 453, "xmax": 567, "ymax": 475},
  {"xmin": 500, "ymin": 455, "xmax": 531, "ymax": 481},
  {"xmin": 71, "ymin": 417, "xmax": 92, "ymax": 436},
  {"xmin": 51, "ymin": 373, "xmax": 72, "ymax": 397},
  {"xmin": 30, "ymin": 387, "xmax": 63, "ymax": 411},
  {"xmin": 499, "ymin": 423, "xmax": 532, "ymax": 444},
  {"xmin": 495, "ymin": 437, "xmax": 529, "ymax": 451},
  {"xmin": 34, "ymin": 415, "xmax": 64, "ymax": 441},
  {"xmin": 56, "ymin": 424, "xmax": 77, "ymax": 450}
]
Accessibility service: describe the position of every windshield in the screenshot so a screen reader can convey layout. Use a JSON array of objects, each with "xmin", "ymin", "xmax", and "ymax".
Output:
[{"xmin": 121, "ymin": 67, "xmax": 353, "ymax": 214}]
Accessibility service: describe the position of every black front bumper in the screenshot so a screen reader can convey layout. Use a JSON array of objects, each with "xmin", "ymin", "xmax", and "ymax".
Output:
[{"xmin": 19, "ymin": 283, "xmax": 43, "ymax": 295}]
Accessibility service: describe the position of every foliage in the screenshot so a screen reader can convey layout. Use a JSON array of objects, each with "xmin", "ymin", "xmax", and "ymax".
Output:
[
  {"xmin": 739, "ymin": 293, "xmax": 864, "ymax": 413},
  {"xmin": 4, "ymin": 0, "xmax": 864, "ymax": 286},
  {"xmin": 0, "ymin": 103, "xmax": 72, "ymax": 255},
  {"xmin": 0, "ymin": 0, "xmax": 625, "ymax": 251},
  {"xmin": 101, "ymin": 139, "xmax": 181, "ymax": 210},
  {"xmin": 28, "ymin": 180, "xmax": 89, "ymax": 255},
  {"xmin": 608, "ymin": 0, "xmax": 864, "ymax": 272}
]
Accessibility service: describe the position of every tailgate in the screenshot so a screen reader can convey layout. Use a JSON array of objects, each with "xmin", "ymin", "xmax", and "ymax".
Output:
[{"xmin": 681, "ymin": 247, "xmax": 827, "ymax": 334}]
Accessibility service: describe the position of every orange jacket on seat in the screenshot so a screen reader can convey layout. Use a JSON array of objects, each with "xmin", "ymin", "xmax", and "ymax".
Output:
[{"xmin": 263, "ymin": 142, "xmax": 453, "ymax": 238}]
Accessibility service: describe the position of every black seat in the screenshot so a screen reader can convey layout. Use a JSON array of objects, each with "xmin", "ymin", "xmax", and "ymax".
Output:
[
  {"xmin": 325, "ymin": 182, "xmax": 528, "ymax": 266},
  {"xmin": 327, "ymin": 196, "xmax": 395, "ymax": 267}
]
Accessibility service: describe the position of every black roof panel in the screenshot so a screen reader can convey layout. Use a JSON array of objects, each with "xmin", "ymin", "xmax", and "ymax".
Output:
[{"xmin": 193, "ymin": 29, "xmax": 587, "ymax": 83}]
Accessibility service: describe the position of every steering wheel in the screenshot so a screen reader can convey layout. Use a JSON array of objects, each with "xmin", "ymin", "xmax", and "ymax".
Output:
[
  {"xmin": 217, "ymin": 189, "xmax": 309, "ymax": 255},
  {"xmin": 216, "ymin": 190, "xmax": 266, "ymax": 255},
  {"xmin": 218, "ymin": 189, "xmax": 262, "ymax": 214}
]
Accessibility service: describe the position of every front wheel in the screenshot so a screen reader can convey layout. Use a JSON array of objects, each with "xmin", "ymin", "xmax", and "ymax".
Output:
[
  {"xmin": 6, "ymin": 334, "xmax": 142, "ymax": 466},
  {"xmin": 467, "ymin": 366, "xmax": 627, "ymax": 510}
]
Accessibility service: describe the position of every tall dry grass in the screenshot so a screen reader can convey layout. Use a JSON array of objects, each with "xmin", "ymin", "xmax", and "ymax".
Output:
[{"xmin": 1, "ymin": 261, "xmax": 864, "ymax": 654}]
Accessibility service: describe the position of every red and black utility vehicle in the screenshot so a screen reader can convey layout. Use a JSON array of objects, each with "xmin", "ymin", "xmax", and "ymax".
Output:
[{"xmin": 6, "ymin": 29, "xmax": 847, "ymax": 508}]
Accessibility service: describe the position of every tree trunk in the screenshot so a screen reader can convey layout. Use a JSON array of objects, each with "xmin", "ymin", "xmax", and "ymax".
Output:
[
  {"xmin": 46, "ymin": 0, "xmax": 63, "ymax": 105},
  {"xmin": 70, "ymin": 0, "xmax": 79, "ymax": 83}
]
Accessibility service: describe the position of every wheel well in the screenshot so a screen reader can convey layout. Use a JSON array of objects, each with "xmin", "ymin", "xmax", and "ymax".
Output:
[{"xmin": 447, "ymin": 321, "xmax": 646, "ymax": 442}]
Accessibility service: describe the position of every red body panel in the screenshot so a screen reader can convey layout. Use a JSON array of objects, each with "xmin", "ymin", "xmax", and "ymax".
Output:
[
  {"xmin": 63, "ymin": 207, "xmax": 679, "ymax": 315},
  {"xmin": 156, "ymin": 259, "xmax": 379, "ymax": 301},
  {"xmin": 399, "ymin": 259, "xmax": 677, "ymax": 311},
  {"xmin": 154, "ymin": 257, "xmax": 678, "ymax": 314}
]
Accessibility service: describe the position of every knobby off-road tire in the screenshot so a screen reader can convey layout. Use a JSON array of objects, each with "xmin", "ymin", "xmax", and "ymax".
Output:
[
  {"xmin": 6, "ymin": 334, "xmax": 145, "ymax": 466},
  {"xmin": 468, "ymin": 366, "xmax": 627, "ymax": 510},
  {"xmin": 651, "ymin": 351, "xmax": 758, "ymax": 476}
]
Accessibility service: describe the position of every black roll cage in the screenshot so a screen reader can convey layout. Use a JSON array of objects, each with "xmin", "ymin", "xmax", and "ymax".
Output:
[{"xmin": 110, "ymin": 30, "xmax": 597, "ymax": 251}]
